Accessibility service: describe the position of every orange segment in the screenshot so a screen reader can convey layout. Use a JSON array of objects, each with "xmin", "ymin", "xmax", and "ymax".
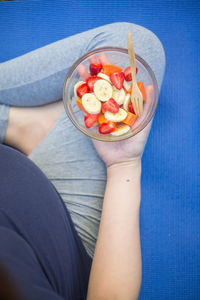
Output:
[
  {"xmin": 76, "ymin": 97, "xmax": 88, "ymax": 114},
  {"xmin": 128, "ymin": 82, "xmax": 146, "ymax": 101},
  {"xmin": 128, "ymin": 86, "xmax": 132, "ymax": 94},
  {"xmin": 137, "ymin": 82, "xmax": 146, "ymax": 101},
  {"xmin": 122, "ymin": 111, "xmax": 137, "ymax": 127},
  {"xmin": 103, "ymin": 64, "xmax": 123, "ymax": 76},
  {"xmin": 98, "ymin": 114, "xmax": 106, "ymax": 124}
]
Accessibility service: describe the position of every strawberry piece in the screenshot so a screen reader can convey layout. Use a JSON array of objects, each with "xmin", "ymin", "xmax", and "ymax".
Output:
[
  {"xmin": 77, "ymin": 83, "xmax": 89, "ymax": 98},
  {"xmin": 99, "ymin": 121, "xmax": 116, "ymax": 134},
  {"xmin": 124, "ymin": 66, "xmax": 138, "ymax": 81},
  {"xmin": 109, "ymin": 72, "xmax": 124, "ymax": 90},
  {"xmin": 84, "ymin": 114, "xmax": 99, "ymax": 128},
  {"xmin": 101, "ymin": 106, "xmax": 106, "ymax": 114},
  {"xmin": 129, "ymin": 102, "xmax": 136, "ymax": 115},
  {"xmin": 86, "ymin": 76, "xmax": 101, "ymax": 92},
  {"xmin": 89, "ymin": 63, "xmax": 103, "ymax": 76},
  {"xmin": 102, "ymin": 98, "xmax": 119, "ymax": 113}
]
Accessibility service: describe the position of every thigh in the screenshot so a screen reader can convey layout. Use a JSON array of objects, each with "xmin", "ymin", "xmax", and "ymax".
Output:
[
  {"xmin": 29, "ymin": 112, "xmax": 107, "ymax": 258},
  {"xmin": 0, "ymin": 22, "xmax": 165, "ymax": 107},
  {"xmin": 0, "ymin": 227, "xmax": 65, "ymax": 300},
  {"xmin": 0, "ymin": 104, "xmax": 9, "ymax": 143},
  {"xmin": 0, "ymin": 144, "xmax": 91, "ymax": 299}
]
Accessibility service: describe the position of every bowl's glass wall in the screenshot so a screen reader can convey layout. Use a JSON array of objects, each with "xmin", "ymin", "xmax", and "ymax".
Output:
[{"xmin": 63, "ymin": 47, "xmax": 158, "ymax": 141}]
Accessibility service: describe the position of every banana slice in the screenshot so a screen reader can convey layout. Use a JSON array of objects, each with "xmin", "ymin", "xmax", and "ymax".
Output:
[
  {"xmin": 111, "ymin": 124, "xmax": 131, "ymax": 136},
  {"xmin": 74, "ymin": 81, "xmax": 85, "ymax": 97},
  {"xmin": 93, "ymin": 79, "xmax": 113, "ymax": 102},
  {"xmin": 123, "ymin": 93, "xmax": 131, "ymax": 111},
  {"xmin": 112, "ymin": 87, "xmax": 126, "ymax": 105},
  {"xmin": 105, "ymin": 108, "xmax": 127, "ymax": 122},
  {"xmin": 97, "ymin": 72, "xmax": 111, "ymax": 83},
  {"xmin": 82, "ymin": 93, "xmax": 102, "ymax": 114},
  {"xmin": 123, "ymin": 80, "xmax": 131, "ymax": 92}
]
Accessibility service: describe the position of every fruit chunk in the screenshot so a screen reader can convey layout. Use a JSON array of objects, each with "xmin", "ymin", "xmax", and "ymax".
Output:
[
  {"xmin": 123, "ymin": 93, "xmax": 131, "ymax": 111},
  {"xmin": 128, "ymin": 102, "xmax": 136, "ymax": 115},
  {"xmin": 124, "ymin": 66, "xmax": 138, "ymax": 81},
  {"xmin": 128, "ymin": 82, "xmax": 146, "ymax": 101},
  {"xmin": 86, "ymin": 76, "xmax": 101, "ymax": 92},
  {"xmin": 105, "ymin": 108, "xmax": 127, "ymax": 122},
  {"xmin": 82, "ymin": 93, "xmax": 101, "ymax": 114},
  {"xmin": 122, "ymin": 111, "xmax": 137, "ymax": 127},
  {"xmin": 98, "ymin": 114, "xmax": 106, "ymax": 124},
  {"xmin": 84, "ymin": 114, "xmax": 99, "ymax": 128},
  {"xmin": 97, "ymin": 72, "xmax": 111, "ymax": 83},
  {"xmin": 112, "ymin": 87, "xmax": 126, "ymax": 105},
  {"xmin": 77, "ymin": 83, "xmax": 89, "ymax": 98},
  {"xmin": 99, "ymin": 121, "xmax": 116, "ymax": 134},
  {"xmin": 101, "ymin": 105, "xmax": 106, "ymax": 114},
  {"xmin": 89, "ymin": 63, "xmax": 103, "ymax": 76},
  {"xmin": 110, "ymin": 72, "xmax": 124, "ymax": 90},
  {"xmin": 137, "ymin": 82, "xmax": 146, "ymax": 101},
  {"xmin": 76, "ymin": 97, "xmax": 88, "ymax": 114},
  {"xmin": 111, "ymin": 124, "xmax": 130, "ymax": 136},
  {"xmin": 123, "ymin": 80, "xmax": 131, "ymax": 92},
  {"xmin": 103, "ymin": 64, "xmax": 123, "ymax": 76},
  {"xmin": 102, "ymin": 98, "xmax": 119, "ymax": 113},
  {"xmin": 93, "ymin": 79, "xmax": 113, "ymax": 102},
  {"xmin": 74, "ymin": 81, "xmax": 85, "ymax": 97}
]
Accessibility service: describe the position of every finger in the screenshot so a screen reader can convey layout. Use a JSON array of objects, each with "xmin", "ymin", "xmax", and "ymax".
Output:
[
  {"xmin": 77, "ymin": 64, "xmax": 90, "ymax": 81},
  {"xmin": 98, "ymin": 53, "xmax": 111, "ymax": 65},
  {"xmin": 88, "ymin": 56, "xmax": 99, "ymax": 64}
]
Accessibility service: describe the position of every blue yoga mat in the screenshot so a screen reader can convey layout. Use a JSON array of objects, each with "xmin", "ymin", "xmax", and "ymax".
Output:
[{"xmin": 0, "ymin": 0, "xmax": 199, "ymax": 299}]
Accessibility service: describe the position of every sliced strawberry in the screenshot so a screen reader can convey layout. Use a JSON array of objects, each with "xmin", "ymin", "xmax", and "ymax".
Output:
[
  {"xmin": 109, "ymin": 72, "xmax": 124, "ymax": 90},
  {"xmin": 84, "ymin": 114, "xmax": 99, "ymax": 128},
  {"xmin": 102, "ymin": 98, "xmax": 119, "ymax": 113},
  {"xmin": 101, "ymin": 105, "xmax": 106, "ymax": 114},
  {"xmin": 129, "ymin": 102, "xmax": 136, "ymax": 114},
  {"xmin": 89, "ymin": 63, "xmax": 103, "ymax": 76},
  {"xmin": 124, "ymin": 66, "xmax": 138, "ymax": 81},
  {"xmin": 99, "ymin": 121, "xmax": 116, "ymax": 134},
  {"xmin": 77, "ymin": 83, "xmax": 89, "ymax": 98},
  {"xmin": 86, "ymin": 76, "xmax": 101, "ymax": 92}
]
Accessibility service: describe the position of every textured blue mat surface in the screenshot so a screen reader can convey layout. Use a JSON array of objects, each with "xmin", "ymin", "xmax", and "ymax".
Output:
[{"xmin": 0, "ymin": 1, "xmax": 199, "ymax": 299}]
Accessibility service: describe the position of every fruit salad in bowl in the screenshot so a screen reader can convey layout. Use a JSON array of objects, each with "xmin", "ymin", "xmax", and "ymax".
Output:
[{"xmin": 63, "ymin": 47, "xmax": 158, "ymax": 142}]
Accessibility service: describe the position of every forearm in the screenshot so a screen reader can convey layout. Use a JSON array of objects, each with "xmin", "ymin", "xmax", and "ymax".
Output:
[{"xmin": 87, "ymin": 158, "xmax": 142, "ymax": 300}]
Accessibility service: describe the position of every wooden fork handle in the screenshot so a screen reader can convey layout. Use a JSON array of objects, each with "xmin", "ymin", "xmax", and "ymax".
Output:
[{"xmin": 128, "ymin": 32, "xmax": 137, "ymax": 84}]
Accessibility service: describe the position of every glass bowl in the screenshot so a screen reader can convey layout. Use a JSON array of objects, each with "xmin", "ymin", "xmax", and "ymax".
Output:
[{"xmin": 63, "ymin": 47, "xmax": 159, "ymax": 142}]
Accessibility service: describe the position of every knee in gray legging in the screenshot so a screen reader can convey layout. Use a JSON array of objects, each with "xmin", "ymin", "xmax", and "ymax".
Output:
[{"xmin": 86, "ymin": 22, "xmax": 166, "ymax": 90}]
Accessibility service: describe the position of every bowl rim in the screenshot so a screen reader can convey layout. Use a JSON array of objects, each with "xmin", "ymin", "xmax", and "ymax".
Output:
[{"xmin": 63, "ymin": 46, "xmax": 159, "ymax": 142}]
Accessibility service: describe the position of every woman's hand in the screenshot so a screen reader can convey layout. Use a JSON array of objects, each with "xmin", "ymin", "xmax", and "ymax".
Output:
[
  {"xmin": 77, "ymin": 55, "xmax": 154, "ymax": 167},
  {"xmin": 92, "ymin": 85, "xmax": 153, "ymax": 167}
]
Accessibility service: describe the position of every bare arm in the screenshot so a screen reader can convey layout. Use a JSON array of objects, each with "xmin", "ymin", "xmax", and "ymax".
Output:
[
  {"xmin": 87, "ymin": 158, "xmax": 142, "ymax": 300},
  {"xmin": 85, "ymin": 85, "xmax": 153, "ymax": 300}
]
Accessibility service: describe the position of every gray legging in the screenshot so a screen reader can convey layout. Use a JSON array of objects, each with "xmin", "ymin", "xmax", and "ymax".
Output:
[{"xmin": 0, "ymin": 22, "xmax": 165, "ymax": 257}]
